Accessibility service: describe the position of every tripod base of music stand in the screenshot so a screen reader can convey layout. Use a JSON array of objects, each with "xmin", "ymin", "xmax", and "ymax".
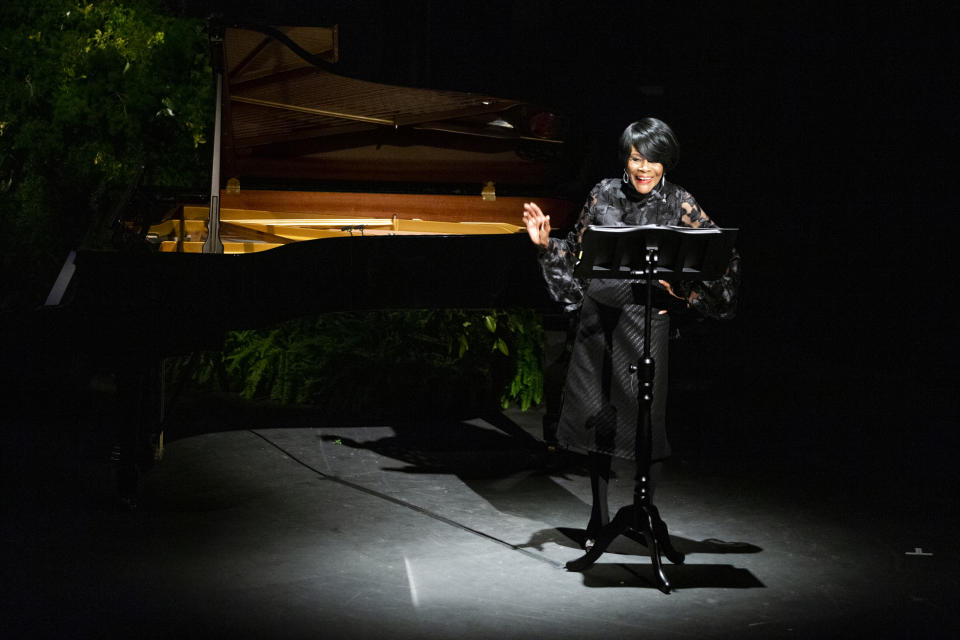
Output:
[{"xmin": 566, "ymin": 502, "xmax": 685, "ymax": 594}]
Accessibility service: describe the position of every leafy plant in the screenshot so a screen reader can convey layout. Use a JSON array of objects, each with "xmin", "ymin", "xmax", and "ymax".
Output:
[
  {"xmin": 182, "ymin": 309, "xmax": 545, "ymax": 414},
  {"xmin": 0, "ymin": 0, "xmax": 212, "ymax": 303}
]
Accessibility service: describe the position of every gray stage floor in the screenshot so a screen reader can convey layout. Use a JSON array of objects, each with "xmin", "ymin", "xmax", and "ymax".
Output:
[{"xmin": 3, "ymin": 393, "xmax": 957, "ymax": 639}]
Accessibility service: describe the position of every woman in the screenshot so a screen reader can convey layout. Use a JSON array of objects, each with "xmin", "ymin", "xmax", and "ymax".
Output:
[{"xmin": 522, "ymin": 117, "xmax": 740, "ymax": 547}]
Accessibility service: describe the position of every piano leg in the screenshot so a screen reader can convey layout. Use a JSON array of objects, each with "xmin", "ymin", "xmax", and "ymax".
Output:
[
  {"xmin": 114, "ymin": 357, "xmax": 163, "ymax": 508},
  {"xmin": 541, "ymin": 311, "xmax": 575, "ymax": 446}
]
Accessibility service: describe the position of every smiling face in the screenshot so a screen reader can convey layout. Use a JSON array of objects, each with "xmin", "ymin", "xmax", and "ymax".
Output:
[{"xmin": 625, "ymin": 146, "xmax": 664, "ymax": 195}]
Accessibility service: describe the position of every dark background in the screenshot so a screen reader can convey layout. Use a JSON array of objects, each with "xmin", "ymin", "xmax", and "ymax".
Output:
[{"xmin": 69, "ymin": 0, "xmax": 955, "ymax": 479}]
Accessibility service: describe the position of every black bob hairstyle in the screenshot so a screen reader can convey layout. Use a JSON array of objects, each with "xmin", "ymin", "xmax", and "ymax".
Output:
[{"xmin": 618, "ymin": 118, "xmax": 679, "ymax": 172}]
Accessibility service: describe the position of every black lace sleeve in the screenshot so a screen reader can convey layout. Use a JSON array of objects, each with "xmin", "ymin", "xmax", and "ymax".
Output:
[
  {"xmin": 673, "ymin": 189, "xmax": 741, "ymax": 320},
  {"xmin": 536, "ymin": 184, "xmax": 600, "ymax": 312}
]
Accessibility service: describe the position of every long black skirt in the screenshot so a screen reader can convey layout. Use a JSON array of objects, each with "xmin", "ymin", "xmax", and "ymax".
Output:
[{"xmin": 556, "ymin": 292, "xmax": 671, "ymax": 461}]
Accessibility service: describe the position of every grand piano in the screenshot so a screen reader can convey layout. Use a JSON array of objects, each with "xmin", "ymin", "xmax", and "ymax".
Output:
[
  {"xmin": 45, "ymin": 22, "xmax": 582, "ymax": 499},
  {"xmin": 55, "ymin": 22, "xmax": 581, "ymax": 332}
]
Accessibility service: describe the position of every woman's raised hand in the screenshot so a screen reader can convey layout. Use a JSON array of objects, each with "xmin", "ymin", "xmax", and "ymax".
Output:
[{"xmin": 522, "ymin": 202, "xmax": 551, "ymax": 248}]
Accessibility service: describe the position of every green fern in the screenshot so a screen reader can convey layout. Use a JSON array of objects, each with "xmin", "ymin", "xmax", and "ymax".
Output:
[{"xmin": 181, "ymin": 309, "xmax": 545, "ymax": 413}]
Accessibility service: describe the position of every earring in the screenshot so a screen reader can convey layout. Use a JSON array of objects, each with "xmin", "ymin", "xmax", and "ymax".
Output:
[{"xmin": 622, "ymin": 169, "xmax": 629, "ymax": 184}]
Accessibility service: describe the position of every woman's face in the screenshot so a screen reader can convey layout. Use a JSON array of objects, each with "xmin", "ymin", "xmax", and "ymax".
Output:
[{"xmin": 625, "ymin": 146, "xmax": 664, "ymax": 195}]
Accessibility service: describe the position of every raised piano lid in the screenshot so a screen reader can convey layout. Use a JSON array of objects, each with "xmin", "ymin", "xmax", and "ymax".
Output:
[{"xmin": 146, "ymin": 23, "xmax": 580, "ymax": 254}]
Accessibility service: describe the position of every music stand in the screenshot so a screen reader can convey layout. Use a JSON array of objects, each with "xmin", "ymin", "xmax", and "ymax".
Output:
[{"xmin": 565, "ymin": 224, "xmax": 737, "ymax": 593}]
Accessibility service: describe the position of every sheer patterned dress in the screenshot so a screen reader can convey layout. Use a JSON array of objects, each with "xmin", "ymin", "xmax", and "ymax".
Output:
[{"xmin": 538, "ymin": 177, "xmax": 741, "ymax": 461}]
